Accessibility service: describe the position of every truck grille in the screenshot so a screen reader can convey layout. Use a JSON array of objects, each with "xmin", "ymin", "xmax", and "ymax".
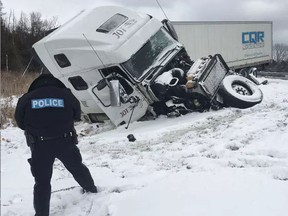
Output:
[{"xmin": 199, "ymin": 55, "xmax": 229, "ymax": 97}]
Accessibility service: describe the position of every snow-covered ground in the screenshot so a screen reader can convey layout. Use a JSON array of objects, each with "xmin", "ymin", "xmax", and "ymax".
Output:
[{"xmin": 1, "ymin": 78, "xmax": 288, "ymax": 216}]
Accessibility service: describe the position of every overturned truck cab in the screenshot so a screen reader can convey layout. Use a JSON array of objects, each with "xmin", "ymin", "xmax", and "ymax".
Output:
[{"xmin": 32, "ymin": 6, "xmax": 263, "ymax": 126}]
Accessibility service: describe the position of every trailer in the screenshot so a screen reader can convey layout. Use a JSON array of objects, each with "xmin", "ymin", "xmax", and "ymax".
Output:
[{"xmin": 172, "ymin": 21, "xmax": 273, "ymax": 70}]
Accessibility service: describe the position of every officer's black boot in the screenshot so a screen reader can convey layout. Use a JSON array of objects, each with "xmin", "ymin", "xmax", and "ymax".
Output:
[
  {"xmin": 83, "ymin": 185, "xmax": 98, "ymax": 193},
  {"xmin": 34, "ymin": 183, "xmax": 51, "ymax": 216}
]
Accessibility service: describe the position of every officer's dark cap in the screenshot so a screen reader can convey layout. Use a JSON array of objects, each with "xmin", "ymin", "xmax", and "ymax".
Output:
[{"xmin": 28, "ymin": 73, "xmax": 66, "ymax": 92}]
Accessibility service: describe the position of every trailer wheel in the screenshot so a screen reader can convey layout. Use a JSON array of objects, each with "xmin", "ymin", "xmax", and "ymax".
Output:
[
  {"xmin": 239, "ymin": 68, "xmax": 248, "ymax": 78},
  {"xmin": 219, "ymin": 75, "xmax": 263, "ymax": 108}
]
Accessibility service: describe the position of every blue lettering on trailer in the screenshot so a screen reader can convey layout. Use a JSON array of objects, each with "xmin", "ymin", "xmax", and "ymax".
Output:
[{"xmin": 242, "ymin": 31, "xmax": 265, "ymax": 50}]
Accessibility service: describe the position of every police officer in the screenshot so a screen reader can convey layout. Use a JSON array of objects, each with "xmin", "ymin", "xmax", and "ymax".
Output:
[{"xmin": 14, "ymin": 74, "xmax": 97, "ymax": 216}]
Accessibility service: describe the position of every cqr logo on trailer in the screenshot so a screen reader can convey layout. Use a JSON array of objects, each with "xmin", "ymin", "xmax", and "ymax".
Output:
[{"xmin": 242, "ymin": 31, "xmax": 265, "ymax": 50}]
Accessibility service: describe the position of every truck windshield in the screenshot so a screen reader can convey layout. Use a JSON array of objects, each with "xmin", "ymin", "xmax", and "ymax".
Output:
[{"xmin": 122, "ymin": 28, "xmax": 176, "ymax": 80}]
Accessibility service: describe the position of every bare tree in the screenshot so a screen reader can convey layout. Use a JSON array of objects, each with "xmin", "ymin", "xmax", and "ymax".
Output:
[
  {"xmin": 18, "ymin": 12, "xmax": 29, "ymax": 33},
  {"xmin": 30, "ymin": 12, "xmax": 43, "ymax": 37},
  {"xmin": 29, "ymin": 12, "xmax": 58, "ymax": 38},
  {"xmin": 0, "ymin": 0, "xmax": 5, "ymax": 17},
  {"xmin": 273, "ymin": 43, "xmax": 288, "ymax": 63},
  {"xmin": 0, "ymin": 1, "xmax": 58, "ymax": 71}
]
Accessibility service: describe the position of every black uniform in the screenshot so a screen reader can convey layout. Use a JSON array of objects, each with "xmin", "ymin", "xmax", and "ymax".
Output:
[{"xmin": 15, "ymin": 74, "xmax": 97, "ymax": 216}]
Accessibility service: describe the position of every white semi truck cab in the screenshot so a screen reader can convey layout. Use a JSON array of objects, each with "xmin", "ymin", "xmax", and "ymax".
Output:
[
  {"xmin": 33, "ymin": 6, "xmax": 192, "ymax": 125},
  {"xmin": 33, "ymin": 6, "xmax": 263, "ymax": 126}
]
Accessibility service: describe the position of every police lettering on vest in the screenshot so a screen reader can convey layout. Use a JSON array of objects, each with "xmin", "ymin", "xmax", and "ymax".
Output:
[{"xmin": 31, "ymin": 98, "xmax": 64, "ymax": 109}]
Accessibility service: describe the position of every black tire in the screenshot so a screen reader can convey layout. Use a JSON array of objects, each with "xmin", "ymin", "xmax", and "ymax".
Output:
[
  {"xmin": 219, "ymin": 75, "xmax": 263, "ymax": 108},
  {"xmin": 239, "ymin": 68, "xmax": 249, "ymax": 77}
]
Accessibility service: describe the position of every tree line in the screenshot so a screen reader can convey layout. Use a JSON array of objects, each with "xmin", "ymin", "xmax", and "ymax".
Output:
[
  {"xmin": 269, "ymin": 43, "xmax": 288, "ymax": 72},
  {"xmin": 260, "ymin": 43, "xmax": 288, "ymax": 72},
  {"xmin": 1, "ymin": 0, "xmax": 57, "ymax": 73}
]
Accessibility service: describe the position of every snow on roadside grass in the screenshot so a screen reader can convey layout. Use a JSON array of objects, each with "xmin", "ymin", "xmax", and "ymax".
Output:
[
  {"xmin": 109, "ymin": 170, "xmax": 288, "ymax": 216},
  {"xmin": 1, "ymin": 78, "xmax": 288, "ymax": 216}
]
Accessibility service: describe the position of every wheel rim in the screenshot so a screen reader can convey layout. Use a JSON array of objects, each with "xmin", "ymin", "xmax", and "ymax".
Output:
[{"xmin": 232, "ymin": 84, "xmax": 251, "ymax": 95}]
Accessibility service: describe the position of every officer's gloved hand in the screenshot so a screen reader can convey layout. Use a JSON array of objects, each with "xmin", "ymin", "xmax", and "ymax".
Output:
[{"xmin": 24, "ymin": 131, "xmax": 36, "ymax": 147}]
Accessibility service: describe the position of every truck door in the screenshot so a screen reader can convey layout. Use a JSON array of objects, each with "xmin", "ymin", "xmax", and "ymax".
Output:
[{"xmin": 89, "ymin": 73, "xmax": 149, "ymax": 126}]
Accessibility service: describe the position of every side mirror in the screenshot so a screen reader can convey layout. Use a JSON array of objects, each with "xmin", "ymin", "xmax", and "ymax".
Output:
[
  {"xmin": 162, "ymin": 19, "xmax": 178, "ymax": 41},
  {"xmin": 96, "ymin": 79, "xmax": 107, "ymax": 91},
  {"xmin": 109, "ymin": 80, "xmax": 121, "ymax": 106}
]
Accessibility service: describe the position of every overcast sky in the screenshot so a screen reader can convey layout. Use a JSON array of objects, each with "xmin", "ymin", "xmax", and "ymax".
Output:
[{"xmin": 2, "ymin": 0, "xmax": 288, "ymax": 44}]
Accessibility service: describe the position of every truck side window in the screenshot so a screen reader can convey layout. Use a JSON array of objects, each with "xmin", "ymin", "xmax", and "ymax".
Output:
[
  {"xmin": 96, "ymin": 14, "xmax": 128, "ymax": 33},
  {"xmin": 92, "ymin": 77, "xmax": 133, "ymax": 107},
  {"xmin": 118, "ymin": 77, "xmax": 133, "ymax": 95},
  {"xmin": 54, "ymin": 54, "xmax": 71, "ymax": 68},
  {"xmin": 101, "ymin": 66, "xmax": 130, "ymax": 81},
  {"xmin": 100, "ymin": 66, "xmax": 133, "ymax": 94},
  {"xmin": 68, "ymin": 76, "xmax": 88, "ymax": 90}
]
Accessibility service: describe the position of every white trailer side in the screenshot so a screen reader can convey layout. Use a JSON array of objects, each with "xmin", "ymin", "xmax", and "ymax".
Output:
[{"xmin": 172, "ymin": 21, "xmax": 273, "ymax": 70}]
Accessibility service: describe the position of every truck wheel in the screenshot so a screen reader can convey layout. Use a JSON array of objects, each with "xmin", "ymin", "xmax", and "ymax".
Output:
[
  {"xmin": 239, "ymin": 68, "xmax": 248, "ymax": 77},
  {"xmin": 220, "ymin": 75, "xmax": 263, "ymax": 108}
]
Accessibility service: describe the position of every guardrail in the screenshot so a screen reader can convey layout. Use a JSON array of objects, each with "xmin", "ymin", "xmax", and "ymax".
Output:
[{"xmin": 258, "ymin": 71, "xmax": 288, "ymax": 80}]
